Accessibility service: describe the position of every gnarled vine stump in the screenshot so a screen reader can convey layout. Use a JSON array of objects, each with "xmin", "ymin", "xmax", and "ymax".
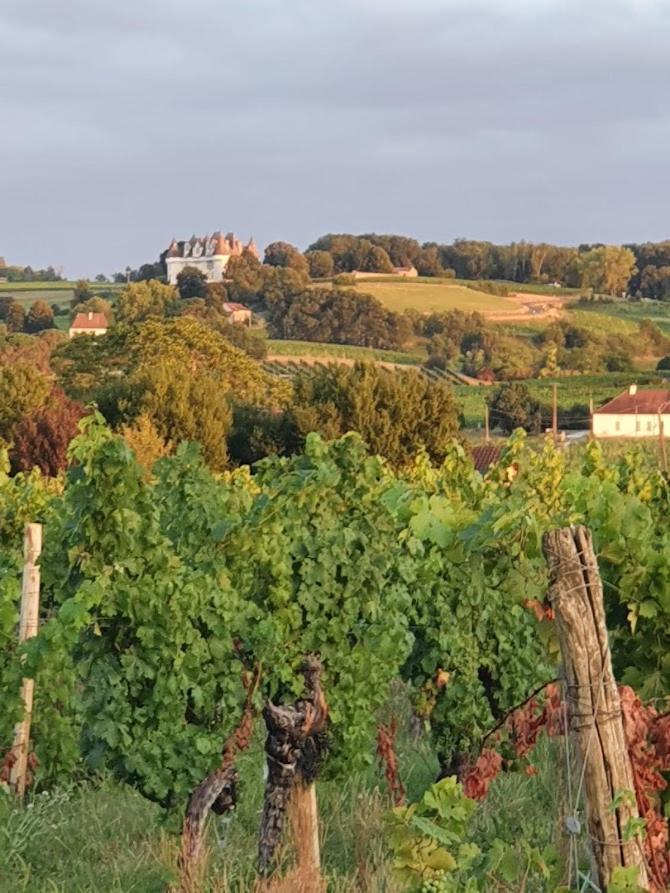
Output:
[{"xmin": 256, "ymin": 656, "xmax": 328, "ymax": 892}]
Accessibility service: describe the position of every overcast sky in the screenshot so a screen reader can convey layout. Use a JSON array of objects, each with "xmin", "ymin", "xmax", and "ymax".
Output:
[{"xmin": 2, "ymin": 0, "xmax": 669, "ymax": 277}]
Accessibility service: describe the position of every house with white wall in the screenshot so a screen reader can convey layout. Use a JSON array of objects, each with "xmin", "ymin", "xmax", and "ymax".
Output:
[
  {"xmin": 164, "ymin": 232, "xmax": 259, "ymax": 285},
  {"xmin": 69, "ymin": 311, "xmax": 108, "ymax": 338},
  {"xmin": 592, "ymin": 385, "xmax": 670, "ymax": 438}
]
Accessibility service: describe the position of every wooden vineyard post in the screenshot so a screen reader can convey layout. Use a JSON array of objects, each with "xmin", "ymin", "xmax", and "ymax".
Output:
[
  {"xmin": 288, "ymin": 781, "xmax": 321, "ymax": 883},
  {"xmin": 543, "ymin": 526, "xmax": 649, "ymax": 891},
  {"xmin": 9, "ymin": 523, "xmax": 42, "ymax": 799}
]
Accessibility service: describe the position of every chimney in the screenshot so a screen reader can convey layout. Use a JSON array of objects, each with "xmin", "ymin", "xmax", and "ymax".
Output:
[
  {"xmin": 629, "ymin": 384, "xmax": 637, "ymax": 396},
  {"xmin": 88, "ymin": 311, "xmax": 93, "ymax": 320}
]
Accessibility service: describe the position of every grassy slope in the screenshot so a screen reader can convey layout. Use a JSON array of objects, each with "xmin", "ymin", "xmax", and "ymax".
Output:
[
  {"xmin": 574, "ymin": 299, "xmax": 670, "ymax": 334},
  {"xmin": 0, "ymin": 723, "xmax": 562, "ymax": 893},
  {"xmin": 266, "ymin": 339, "xmax": 425, "ymax": 365},
  {"xmin": 481, "ymin": 280, "xmax": 583, "ymax": 297},
  {"xmin": 354, "ymin": 280, "xmax": 517, "ymax": 314}
]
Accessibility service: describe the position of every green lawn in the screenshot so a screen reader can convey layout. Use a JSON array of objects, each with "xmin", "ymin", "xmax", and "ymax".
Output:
[
  {"xmin": 354, "ymin": 280, "xmax": 519, "ymax": 314},
  {"xmin": 266, "ymin": 339, "xmax": 425, "ymax": 365}
]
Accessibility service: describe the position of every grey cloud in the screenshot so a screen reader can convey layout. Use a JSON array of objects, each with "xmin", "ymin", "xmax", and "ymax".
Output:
[{"xmin": 1, "ymin": 0, "xmax": 670, "ymax": 275}]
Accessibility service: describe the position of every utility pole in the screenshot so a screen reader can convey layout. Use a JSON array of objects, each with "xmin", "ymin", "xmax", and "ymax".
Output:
[
  {"xmin": 484, "ymin": 403, "xmax": 490, "ymax": 443},
  {"xmin": 552, "ymin": 383, "xmax": 558, "ymax": 443}
]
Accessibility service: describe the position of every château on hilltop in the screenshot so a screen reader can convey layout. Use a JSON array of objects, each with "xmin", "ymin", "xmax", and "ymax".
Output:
[{"xmin": 163, "ymin": 232, "xmax": 259, "ymax": 284}]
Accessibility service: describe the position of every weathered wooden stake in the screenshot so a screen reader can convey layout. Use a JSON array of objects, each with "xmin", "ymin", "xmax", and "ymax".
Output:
[
  {"xmin": 288, "ymin": 781, "xmax": 321, "ymax": 878},
  {"xmin": 9, "ymin": 523, "xmax": 42, "ymax": 799},
  {"xmin": 256, "ymin": 781, "xmax": 325, "ymax": 893},
  {"xmin": 543, "ymin": 526, "xmax": 649, "ymax": 891}
]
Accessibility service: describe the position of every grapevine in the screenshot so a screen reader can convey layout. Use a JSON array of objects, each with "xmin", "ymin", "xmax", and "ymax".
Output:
[{"xmin": 0, "ymin": 416, "xmax": 667, "ymax": 891}]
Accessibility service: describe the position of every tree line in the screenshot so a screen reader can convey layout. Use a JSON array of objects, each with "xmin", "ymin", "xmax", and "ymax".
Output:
[
  {"xmin": 0, "ymin": 263, "xmax": 62, "ymax": 282},
  {"xmin": 116, "ymin": 233, "xmax": 670, "ymax": 300},
  {"xmin": 306, "ymin": 234, "xmax": 670, "ymax": 299}
]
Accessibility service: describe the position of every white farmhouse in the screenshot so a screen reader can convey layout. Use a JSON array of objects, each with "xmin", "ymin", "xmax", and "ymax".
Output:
[
  {"xmin": 69, "ymin": 311, "xmax": 108, "ymax": 338},
  {"xmin": 165, "ymin": 232, "xmax": 259, "ymax": 285},
  {"xmin": 592, "ymin": 385, "xmax": 670, "ymax": 438}
]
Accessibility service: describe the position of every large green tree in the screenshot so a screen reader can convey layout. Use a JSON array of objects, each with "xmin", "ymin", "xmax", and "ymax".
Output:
[
  {"xmin": 288, "ymin": 362, "xmax": 460, "ymax": 466},
  {"xmin": 267, "ymin": 287, "xmax": 409, "ymax": 349},
  {"xmin": 226, "ymin": 251, "xmax": 264, "ymax": 301},
  {"xmin": 176, "ymin": 266, "xmax": 208, "ymax": 300},
  {"xmin": 263, "ymin": 241, "xmax": 309, "ymax": 277},
  {"xmin": 577, "ymin": 245, "xmax": 637, "ymax": 296},
  {"xmin": 25, "ymin": 300, "xmax": 55, "ymax": 333},
  {"xmin": 304, "ymin": 249, "xmax": 334, "ymax": 279},
  {"xmin": 488, "ymin": 382, "xmax": 544, "ymax": 434},
  {"xmin": 115, "ymin": 280, "xmax": 178, "ymax": 324},
  {"xmin": 71, "ymin": 279, "xmax": 93, "ymax": 308},
  {"xmin": 55, "ymin": 317, "xmax": 288, "ymax": 469},
  {"xmin": 0, "ymin": 364, "xmax": 51, "ymax": 441},
  {"xmin": 6, "ymin": 301, "xmax": 25, "ymax": 333}
]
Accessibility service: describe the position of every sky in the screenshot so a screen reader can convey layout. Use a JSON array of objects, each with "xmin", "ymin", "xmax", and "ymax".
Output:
[{"xmin": 2, "ymin": 0, "xmax": 670, "ymax": 277}]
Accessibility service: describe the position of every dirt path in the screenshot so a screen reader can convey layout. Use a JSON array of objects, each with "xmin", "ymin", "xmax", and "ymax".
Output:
[{"xmin": 485, "ymin": 292, "xmax": 570, "ymax": 322}]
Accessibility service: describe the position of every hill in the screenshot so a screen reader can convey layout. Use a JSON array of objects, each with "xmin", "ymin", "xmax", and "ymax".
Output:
[{"xmin": 350, "ymin": 277, "xmax": 576, "ymax": 322}]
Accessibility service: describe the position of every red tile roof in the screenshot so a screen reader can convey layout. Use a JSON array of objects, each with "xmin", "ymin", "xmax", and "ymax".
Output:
[
  {"xmin": 471, "ymin": 444, "xmax": 502, "ymax": 474},
  {"xmin": 71, "ymin": 312, "xmax": 108, "ymax": 330},
  {"xmin": 223, "ymin": 302, "xmax": 250, "ymax": 313},
  {"xmin": 594, "ymin": 389, "xmax": 670, "ymax": 415}
]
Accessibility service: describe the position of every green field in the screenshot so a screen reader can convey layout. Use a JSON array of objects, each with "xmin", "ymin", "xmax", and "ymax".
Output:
[
  {"xmin": 353, "ymin": 280, "xmax": 519, "ymax": 314},
  {"xmin": 574, "ymin": 298, "xmax": 670, "ymax": 334},
  {"xmin": 0, "ymin": 281, "xmax": 122, "ymax": 307},
  {"xmin": 455, "ymin": 371, "xmax": 669, "ymax": 429},
  {"xmin": 0, "ymin": 281, "xmax": 75, "ymax": 291},
  {"xmin": 481, "ymin": 280, "xmax": 583, "ymax": 297},
  {"xmin": 266, "ymin": 338, "xmax": 425, "ymax": 365}
]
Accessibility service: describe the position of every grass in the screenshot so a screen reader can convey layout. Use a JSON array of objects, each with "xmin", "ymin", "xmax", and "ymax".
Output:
[
  {"xmin": 0, "ymin": 281, "xmax": 76, "ymax": 292},
  {"xmin": 480, "ymin": 280, "xmax": 583, "ymax": 297},
  {"xmin": 0, "ymin": 716, "xmax": 567, "ymax": 893},
  {"xmin": 353, "ymin": 280, "xmax": 518, "ymax": 314},
  {"xmin": 266, "ymin": 339, "xmax": 425, "ymax": 365},
  {"xmin": 566, "ymin": 308, "xmax": 639, "ymax": 337},
  {"xmin": 0, "ymin": 281, "xmax": 122, "ymax": 308},
  {"xmin": 454, "ymin": 371, "xmax": 670, "ymax": 430},
  {"xmin": 7, "ymin": 290, "xmax": 75, "ymax": 307},
  {"xmin": 574, "ymin": 298, "xmax": 670, "ymax": 334}
]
